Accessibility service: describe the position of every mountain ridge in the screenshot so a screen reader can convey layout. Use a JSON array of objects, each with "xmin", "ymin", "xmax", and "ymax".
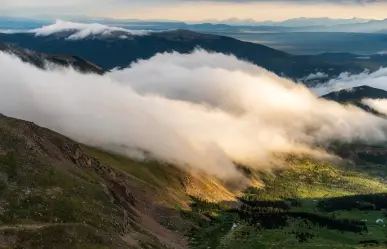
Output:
[
  {"xmin": 321, "ymin": 85, "xmax": 387, "ymax": 115},
  {"xmin": 322, "ymin": 85, "xmax": 387, "ymax": 103},
  {"xmin": 1, "ymin": 29, "xmax": 386, "ymax": 80},
  {"xmin": 0, "ymin": 43, "xmax": 105, "ymax": 74}
]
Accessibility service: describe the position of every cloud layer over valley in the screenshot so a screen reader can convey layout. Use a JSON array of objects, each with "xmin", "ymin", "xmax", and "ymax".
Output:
[{"xmin": 2, "ymin": 50, "xmax": 387, "ymax": 180}]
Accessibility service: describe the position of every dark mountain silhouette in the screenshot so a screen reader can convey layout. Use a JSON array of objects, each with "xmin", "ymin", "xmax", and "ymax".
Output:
[
  {"xmin": 322, "ymin": 86, "xmax": 387, "ymax": 103},
  {"xmin": 0, "ymin": 43, "xmax": 105, "ymax": 74},
  {"xmin": 322, "ymin": 85, "xmax": 387, "ymax": 115}
]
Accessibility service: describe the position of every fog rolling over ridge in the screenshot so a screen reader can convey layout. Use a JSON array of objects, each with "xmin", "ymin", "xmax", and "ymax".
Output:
[
  {"xmin": 2, "ymin": 50, "xmax": 387, "ymax": 180},
  {"xmin": 312, "ymin": 68, "xmax": 387, "ymax": 96},
  {"xmin": 30, "ymin": 20, "xmax": 150, "ymax": 39},
  {"xmin": 2, "ymin": 19, "xmax": 151, "ymax": 39}
]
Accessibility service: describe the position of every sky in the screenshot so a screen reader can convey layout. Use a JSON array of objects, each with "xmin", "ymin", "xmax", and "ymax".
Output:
[{"xmin": 1, "ymin": 0, "xmax": 387, "ymax": 21}]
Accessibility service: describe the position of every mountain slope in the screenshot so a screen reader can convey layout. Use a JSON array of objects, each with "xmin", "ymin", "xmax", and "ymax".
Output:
[
  {"xmin": 2, "ymin": 112, "xmax": 387, "ymax": 248},
  {"xmin": 0, "ymin": 113, "xmax": 189, "ymax": 248},
  {"xmin": 1, "ymin": 30, "xmax": 386, "ymax": 79},
  {"xmin": 0, "ymin": 114, "xmax": 132, "ymax": 248},
  {"xmin": 0, "ymin": 43, "xmax": 105, "ymax": 74},
  {"xmin": 0, "ymin": 113, "xmax": 241, "ymax": 249}
]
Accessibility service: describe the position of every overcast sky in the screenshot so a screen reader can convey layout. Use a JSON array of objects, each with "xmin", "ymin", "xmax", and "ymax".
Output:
[{"xmin": 2, "ymin": 0, "xmax": 387, "ymax": 21}]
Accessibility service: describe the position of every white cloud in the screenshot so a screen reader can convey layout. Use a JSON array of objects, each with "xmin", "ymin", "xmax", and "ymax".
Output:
[
  {"xmin": 363, "ymin": 99, "xmax": 387, "ymax": 115},
  {"xmin": 30, "ymin": 20, "xmax": 149, "ymax": 39},
  {"xmin": 2, "ymin": 50, "xmax": 387, "ymax": 180},
  {"xmin": 303, "ymin": 72, "xmax": 329, "ymax": 81},
  {"xmin": 0, "ymin": 29, "xmax": 19, "ymax": 34}
]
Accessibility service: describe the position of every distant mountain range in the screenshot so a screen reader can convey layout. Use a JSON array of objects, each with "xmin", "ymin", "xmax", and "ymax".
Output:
[
  {"xmin": 1, "ymin": 27, "xmax": 387, "ymax": 80},
  {"xmin": 312, "ymin": 19, "xmax": 387, "ymax": 33},
  {"xmin": 2, "ymin": 16, "xmax": 387, "ymax": 33},
  {"xmin": 111, "ymin": 17, "xmax": 387, "ymax": 33},
  {"xmin": 199, "ymin": 17, "xmax": 372, "ymax": 27},
  {"xmin": 188, "ymin": 19, "xmax": 387, "ymax": 34}
]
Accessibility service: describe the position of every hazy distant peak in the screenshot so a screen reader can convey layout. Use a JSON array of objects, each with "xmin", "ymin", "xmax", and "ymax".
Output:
[{"xmin": 207, "ymin": 17, "xmax": 373, "ymax": 27}]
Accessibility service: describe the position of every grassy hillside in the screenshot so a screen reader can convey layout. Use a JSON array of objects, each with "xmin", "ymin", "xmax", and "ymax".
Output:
[
  {"xmin": 0, "ymin": 114, "xmax": 237, "ymax": 249},
  {"xmin": 0, "ymin": 116, "xmax": 130, "ymax": 248}
]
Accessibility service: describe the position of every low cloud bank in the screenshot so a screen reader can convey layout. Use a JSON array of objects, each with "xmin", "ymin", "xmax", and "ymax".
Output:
[
  {"xmin": 376, "ymin": 51, "xmax": 387, "ymax": 55},
  {"xmin": 363, "ymin": 99, "xmax": 387, "ymax": 115},
  {"xmin": 2, "ymin": 50, "xmax": 387, "ymax": 180},
  {"xmin": 0, "ymin": 29, "xmax": 18, "ymax": 34},
  {"xmin": 31, "ymin": 20, "xmax": 150, "ymax": 39},
  {"xmin": 302, "ymin": 72, "xmax": 329, "ymax": 82},
  {"xmin": 312, "ymin": 68, "xmax": 387, "ymax": 96}
]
